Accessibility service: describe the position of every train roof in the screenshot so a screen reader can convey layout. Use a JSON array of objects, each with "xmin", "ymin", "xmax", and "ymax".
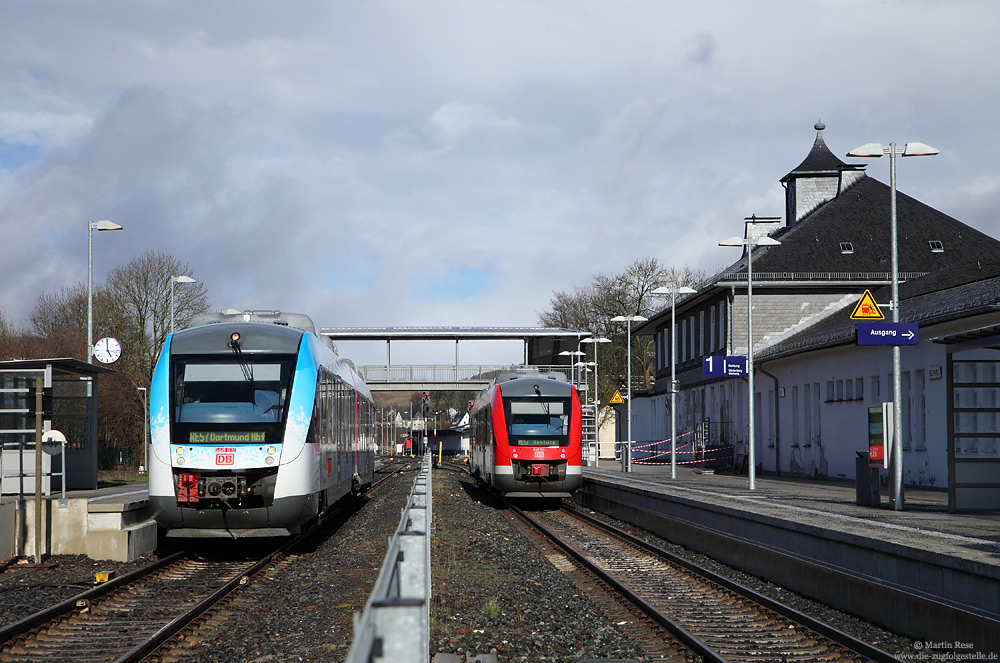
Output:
[
  {"xmin": 171, "ymin": 321, "xmax": 305, "ymax": 355},
  {"xmin": 187, "ymin": 310, "xmax": 319, "ymax": 334},
  {"xmin": 184, "ymin": 310, "xmax": 339, "ymax": 353},
  {"xmin": 487, "ymin": 370, "xmax": 571, "ymax": 397}
]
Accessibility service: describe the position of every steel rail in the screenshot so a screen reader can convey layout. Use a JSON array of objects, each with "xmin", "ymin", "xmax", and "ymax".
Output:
[
  {"xmin": 0, "ymin": 551, "xmax": 185, "ymax": 646},
  {"xmin": 1, "ymin": 462, "xmax": 412, "ymax": 663},
  {"xmin": 562, "ymin": 505, "xmax": 905, "ymax": 663},
  {"xmin": 509, "ymin": 503, "xmax": 728, "ymax": 663},
  {"xmin": 117, "ymin": 463, "xmax": 411, "ymax": 663}
]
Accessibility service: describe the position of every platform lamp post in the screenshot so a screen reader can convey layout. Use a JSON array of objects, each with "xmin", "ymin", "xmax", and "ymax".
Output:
[
  {"xmin": 720, "ymin": 228, "xmax": 781, "ymax": 491},
  {"xmin": 847, "ymin": 141, "xmax": 939, "ymax": 511},
  {"xmin": 581, "ymin": 336, "xmax": 611, "ymax": 467},
  {"xmin": 137, "ymin": 387, "xmax": 148, "ymax": 472},
  {"xmin": 87, "ymin": 220, "xmax": 123, "ymax": 364},
  {"xmin": 170, "ymin": 275, "xmax": 197, "ymax": 334},
  {"xmin": 559, "ymin": 350, "xmax": 584, "ymax": 388},
  {"xmin": 574, "ymin": 359, "xmax": 596, "ymax": 464},
  {"xmin": 652, "ymin": 285, "xmax": 697, "ymax": 479},
  {"xmin": 611, "ymin": 315, "xmax": 647, "ymax": 472}
]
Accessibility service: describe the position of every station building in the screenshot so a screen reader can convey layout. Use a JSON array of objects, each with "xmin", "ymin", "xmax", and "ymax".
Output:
[{"xmin": 630, "ymin": 123, "xmax": 1000, "ymax": 510}]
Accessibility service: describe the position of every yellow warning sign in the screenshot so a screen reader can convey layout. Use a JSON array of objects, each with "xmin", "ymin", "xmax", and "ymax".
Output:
[
  {"xmin": 609, "ymin": 390, "xmax": 625, "ymax": 404},
  {"xmin": 850, "ymin": 289, "xmax": 885, "ymax": 320}
]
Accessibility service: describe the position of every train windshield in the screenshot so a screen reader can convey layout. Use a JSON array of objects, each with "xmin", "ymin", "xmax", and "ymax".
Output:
[
  {"xmin": 172, "ymin": 359, "xmax": 295, "ymax": 425},
  {"xmin": 504, "ymin": 397, "xmax": 571, "ymax": 446}
]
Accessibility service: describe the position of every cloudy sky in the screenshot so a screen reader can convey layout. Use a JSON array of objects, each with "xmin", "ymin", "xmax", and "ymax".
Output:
[{"xmin": 1, "ymin": 1, "xmax": 997, "ymax": 365}]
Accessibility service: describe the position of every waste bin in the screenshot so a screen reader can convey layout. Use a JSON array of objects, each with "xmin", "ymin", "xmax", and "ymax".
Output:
[{"xmin": 855, "ymin": 452, "xmax": 880, "ymax": 507}]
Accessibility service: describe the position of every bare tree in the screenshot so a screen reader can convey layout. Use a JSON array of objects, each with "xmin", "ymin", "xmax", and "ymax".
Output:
[
  {"xmin": 28, "ymin": 283, "xmax": 89, "ymax": 358},
  {"xmin": 104, "ymin": 250, "xmax": 209, "ymax": 395},
  {"xmin": 539, "ymin": 257, "xmax": 709, "ymax": 413},
  {"xmin": 15, "ymin": 252, "xmax": 211, "ymax": 467}
]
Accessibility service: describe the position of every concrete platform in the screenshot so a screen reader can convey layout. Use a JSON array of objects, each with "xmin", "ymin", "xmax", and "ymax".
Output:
[
  {"xmin": 577, "ymin": 462, "xmax": 1000, "ymax": 653},
  {"xmin": 1, "ymin": 483, "xmax": 156, "ymax": 563}
]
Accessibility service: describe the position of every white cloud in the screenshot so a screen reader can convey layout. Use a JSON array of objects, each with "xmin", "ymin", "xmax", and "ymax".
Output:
[
  {"xmin": 428, "ymin": 102, "xmax": 521, "ymax": 144},
  {"xmin": 0, "ymin": 0, "xmax": 998, "ymax": 366}
]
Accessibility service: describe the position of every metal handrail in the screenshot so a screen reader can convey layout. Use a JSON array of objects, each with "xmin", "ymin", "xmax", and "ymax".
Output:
[
  {"xmin": 356, "ymin": 364, "xmax": 572, "ymax": 383},
  {"xmin": 718, "ymin": 271, "xmax": 927, "ymax": 282},
  {"xmin": 346, "ymin": 455, "xmax": 432, "ymax": 663}
]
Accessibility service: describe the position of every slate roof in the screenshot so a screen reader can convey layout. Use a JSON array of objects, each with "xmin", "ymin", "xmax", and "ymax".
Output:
[
  {"xmin": 779, "ymin": 122, "xmax": 851, "ymax": 180},
  {"xmin": 719, "ymin": 175, "xmax": 1000, "ymax": 277},
  {"xmin": 757, "ymin": 265, "xmax": 1000, "ymax": 362}
]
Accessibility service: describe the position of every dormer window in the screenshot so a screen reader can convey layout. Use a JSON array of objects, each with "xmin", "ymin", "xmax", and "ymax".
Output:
[
  {"xmin": 840, "ymin": 242, "xmax": 854, "ymax": 254},
  {"xmin": 929, "ymin": 240, "xmax": 944, "ymax": 253}
]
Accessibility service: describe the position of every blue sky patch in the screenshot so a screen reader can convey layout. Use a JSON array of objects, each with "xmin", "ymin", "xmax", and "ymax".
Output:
[
  {"xmin": 0, "ymin": 140, "xmax": 39, "ymax": 171},
  {"xmin": 418, "ymin": 268, "xmax": 493, "ymax": 300}
]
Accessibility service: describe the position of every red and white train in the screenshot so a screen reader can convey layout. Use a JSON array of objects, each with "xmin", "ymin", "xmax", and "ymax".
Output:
[{"xmin": 468, "ymin": 371, "xmax": 583, "ymax": 498}]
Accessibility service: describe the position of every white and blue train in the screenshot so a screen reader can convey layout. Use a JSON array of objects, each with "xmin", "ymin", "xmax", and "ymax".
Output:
[{"xmin": 148, "ymin": 310, "xmax": 375, "ymax": 538}]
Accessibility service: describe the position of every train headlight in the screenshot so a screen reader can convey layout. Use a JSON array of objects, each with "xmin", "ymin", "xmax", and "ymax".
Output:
[
  {"xmin": 176, "ymin": 456, "xmax": 186, "ymax": 466},
  {"xmin": 265, "ymin": 456, "xmax": 275, "ymax": 465},
  {"xmin": 267, "ymin": 446, "xmax": 277, "ymax": 455}
]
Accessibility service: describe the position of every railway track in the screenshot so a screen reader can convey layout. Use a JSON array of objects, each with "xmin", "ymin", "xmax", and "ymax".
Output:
[
  {"xmin": 0, "ymin": 461, "xmax": 413, "ymax": 663},
  {"xmin": 511, "ymin": 504, "xmax": 905, "ymax": 663}
]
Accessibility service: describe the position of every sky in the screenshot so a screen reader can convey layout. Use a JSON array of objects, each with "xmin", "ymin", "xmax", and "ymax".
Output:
[{"xmin": 2, "ymin": 1, "xmax": 998, "ymax": 366}]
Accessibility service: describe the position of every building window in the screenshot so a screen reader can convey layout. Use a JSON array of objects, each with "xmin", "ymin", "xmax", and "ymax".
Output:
[
  {"xmin": 700, "ymin": 310, "xmax": 706, "ymax": 356},
  {"xmin": 840, "ymin": 241, "xmax": 854, "ymax": 254},
  {"xmin": 845, "ymin": 379, "xmax": 854, "ymax": 401},
  {"xmin": 929, "ymin": 240, "xmax": 944, "ymax": 253},
  {"xmin": 836, "ymin": 380, "xmax": 844, "ymax": 401},
  {"xmin": 826, "ymin": 381, "xmax": 835, "ymax": 402},
  {"xmin": 681, "ymin": 321, "xmax": 687, "ymax": 363},
  {"xmin": 804, "ymin": 383, "xmax": 812, "ymax": 446},
  {"xmin": 856, "ymin": 378, "xmax": 864, "ymax": 401},
  {"xmin": 812, "ymin": 382, "xmax": 821, "ymax": 445},
  {"xmin": 791, "ymin": 386, "xmax": 800, "ymax": 446},
  {"xmin": 718, "ymin": 302, "xmax": 726, "ymax": 352},
  {"xmin": 689, "ymin": 317, "xmax": 695, "ymax": 360},
  {"xmin": 915, "ymin": 370, "xmax": 926, "ymax": 450},
  {"xmin": 872, "ymin": 375, "xmax": 880, "ymax": 402},
  {"xmin": 710, "ymin": 306, "xmax": 716, "ymax": 351},
  {"xmin": 902, "ymin": 372, "xmax": 912, "ymax": 449}
]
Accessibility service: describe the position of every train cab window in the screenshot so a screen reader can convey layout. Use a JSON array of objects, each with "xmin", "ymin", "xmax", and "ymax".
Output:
[
  {"xmin": 505, "ymin": 398, "xmax": 571, "ymax": 446},
  {"xmin": 174, "ymin": 360, "xmax": 293, "ymax": 425}
]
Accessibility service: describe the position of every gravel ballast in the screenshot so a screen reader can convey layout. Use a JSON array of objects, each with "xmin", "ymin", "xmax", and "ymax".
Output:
[{"xmin": 1, "ymin": 462, "xmax": 921, "ymax": 662}]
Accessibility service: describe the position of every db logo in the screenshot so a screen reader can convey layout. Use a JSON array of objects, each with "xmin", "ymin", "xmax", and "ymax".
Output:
[
  {"xmin": 216, "ymin": 453, "xmax": 235, "ymax": 466},
  {"xmin": 533, "ymin": 449, "xmax": 545, "ymax": 459}
]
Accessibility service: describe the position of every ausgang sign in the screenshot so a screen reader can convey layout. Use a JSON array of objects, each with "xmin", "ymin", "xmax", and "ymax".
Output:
[{"xmin": 856, "ymin": 322, "xmax": 919, "ymax": 346}]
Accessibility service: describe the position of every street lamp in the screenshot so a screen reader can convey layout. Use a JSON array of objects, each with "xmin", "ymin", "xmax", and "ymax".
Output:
[
  {"xmin": 652, "ymin": 285, "xmax": 697, "ymax": 479},
  {"xmin": 137, "ymin": 387, "xmax": 148, "ymax": 472},
  {"xmin": 87, "ymin": 220, "xmax": 123, "ymax": 364},
  {"xmin": 611, "ymin": 315, "xmax": 648, "ymax": 472},
  {"xmin": 720, "ymin": 229, "xmax": 781, "ymax": 491},
  {"xmin": 170, "ymin": 275, "xmax": 197, "ymax": 334},
  {"xmin": 847, "ymin": 140, "xmax": 939, "ymax": 511},
  {"xmin": 581, "ymin": 336, "xmax": 611, "ymax": 467},
  {"xmin": 559, "ymin": 350, "xmax": 585, "ymax": 388}
]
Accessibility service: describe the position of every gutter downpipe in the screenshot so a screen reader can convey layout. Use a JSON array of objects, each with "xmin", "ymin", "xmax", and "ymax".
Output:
[{"xmin": 757, "ymin": 362, "xmax": 780, "ymax": 476}]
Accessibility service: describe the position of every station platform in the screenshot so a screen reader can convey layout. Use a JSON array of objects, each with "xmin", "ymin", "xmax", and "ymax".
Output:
[
  {"xmin": 577, "ymin": 462, "xmax": 1000, "ymax": 652},
  {"xmin": 0, "ymin": 482, "xmax": 154, "ymax": 563}
]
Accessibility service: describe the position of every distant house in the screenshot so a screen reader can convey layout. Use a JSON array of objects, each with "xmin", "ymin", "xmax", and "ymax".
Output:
[{"xmin": 629, "ymin": 123, "xmax": 1000, "ymax": 509}]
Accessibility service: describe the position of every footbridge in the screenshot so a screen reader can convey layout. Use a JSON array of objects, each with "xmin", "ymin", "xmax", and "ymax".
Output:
[{"xmin": 319, "ymin": 326, "xmax": 591, "ymax": 392}]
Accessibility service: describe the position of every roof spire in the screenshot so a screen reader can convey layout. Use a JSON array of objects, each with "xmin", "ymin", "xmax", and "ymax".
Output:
[{"xmin": 815, "ymin": 118, "xmax": 825, "ymax": 132}]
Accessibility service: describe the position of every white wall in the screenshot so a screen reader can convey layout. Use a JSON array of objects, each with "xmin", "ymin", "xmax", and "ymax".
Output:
[{"xmin": 634, "ymin": 313, "xmax": 1000, "ymax": 487}]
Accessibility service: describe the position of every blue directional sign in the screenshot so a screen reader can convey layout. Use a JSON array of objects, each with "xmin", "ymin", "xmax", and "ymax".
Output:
[
  {"xmin": 703, "ymin": 355, "xmax": 748, "ymax": 377},
  {"xmin": 856, "ymin": 322, "xmax": 919, "ymax": 346}
]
